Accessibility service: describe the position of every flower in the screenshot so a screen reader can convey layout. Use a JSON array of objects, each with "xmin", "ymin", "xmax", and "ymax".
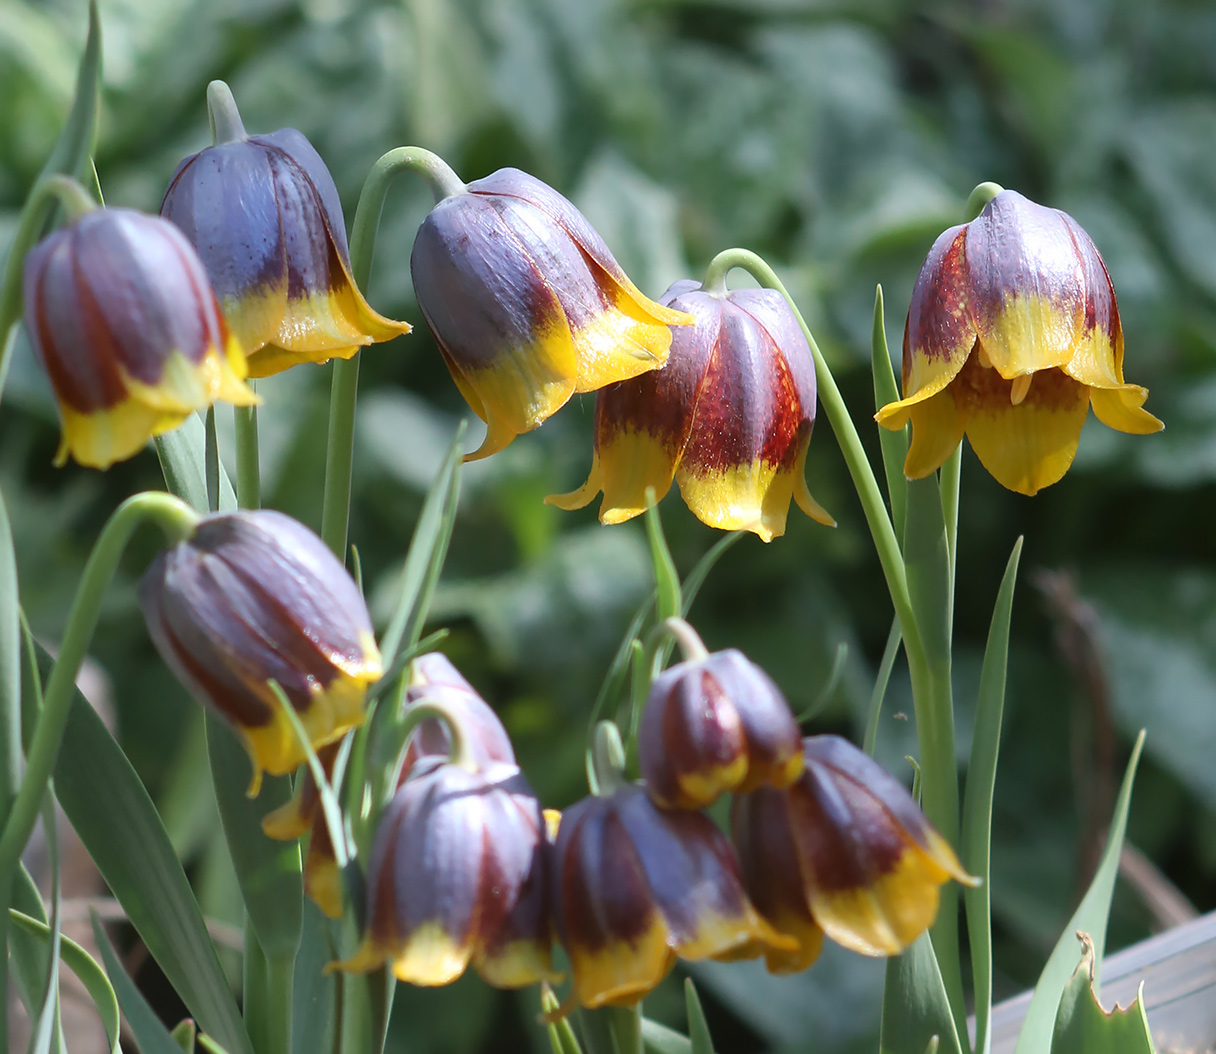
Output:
[
  {"xmin": 410, "ymin": 167, "xmax": 692, "ymax": 460},
  {"xmin": 334, "ymin": 757, "xmax": 555, "ymax": 988},
  {"xmin": 875, "ymin": 189, "xmax": 1162, "ymax": 495},
  {"xmin": 639, "ymin": 647, "xmax": 803, "ymax": 809},
  {"xmin": 398, "ymin": 653, "xmax": 517, "ymax": 781},
  {"xmin": 261, "ymin": 743, "xmax": 345, "ymax": 918},
  {"xmin": 140, "ymin": 510, "xmax": 382, "ymax": 792},
  {"xmin": 161, "ymin": 115, "xmax": 409, "ymax": 378},
  {"xmin": 731, "ymin": 735, "xmax": 976, "ymax": 970},
  {"xmin": 546, "ymin": 280, "xmax": 833, "ymax": 541},
  {"xmin": 551, "ymin": 782, "xmax": 795, "ymax": 1008},
  {"xmin": 22, "ymin": 206, "xmax": 257, "ymax": 469}
]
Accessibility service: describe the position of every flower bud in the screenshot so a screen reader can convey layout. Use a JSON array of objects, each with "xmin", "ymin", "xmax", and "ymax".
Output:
[
  {"xmin": 161, "ymin": 121, "xmax": 409, "ymax": 378},
  {"xmin": 876, "ymin": 188, "xmax": 1162, "ymax": 495},
  {"xmin": 731, "ymin": 735, "xmax": 976, "ymax": 969},
  {"xmin": 22, "ymin": 207, "xmax": 257, "ymax": 469},
  {"xmin": 411, "ymin": 168, "xmax": 692, "ymax": 460},
  {"xmin": 548, "ymin": 280, "xmax": 833, "ymax": 541},
  {"xmin": 140, "ymin": 510, "xmax": 382, "ymax": 791},
  {"xmin": 551, "ymin": 783, "xmax": 795, "ymax": 1008},
  {"xmin": 639, "ymin": 648, "xmax": 803, "ymax": 809},
  {"xmin": 334, "ymin": 758, "xmax": 555, "ymax": 988}
]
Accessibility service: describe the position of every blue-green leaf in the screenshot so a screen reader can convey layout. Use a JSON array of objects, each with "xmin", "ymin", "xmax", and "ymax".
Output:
[
  {"xmin": 578, "ymin": 1005, "xmax": 644, "ymax": 1054},
  {"xmin": 91, "ymin": 910, "xmax": 188, "ymax": 1054},
  {"xmin": 962, "ymin": 537, "xmax": 1023, "ymax": 1054},
  {"xmin": 28, "ymin": 642, "xmax": 252, "ymax": 1054},
  {"xmin": 155, "ymin": 414, "xmax": 237, "ymax": 515},
  {"xmin": 684, "ymin": 979, "xmax": 714, "ymax": 1054},
  {"xmin": 879, "ymin": 933, "xmax": 963, "ymax": 1054},
  {"xmin": 871, "ymin": 285, "xmax": 908, "ymax": 540},
  {"xmin": 641, "ymin": 1020, "xmax": 692, "ymax": 1054},
  {"xmin": 29, "ymin": 795, "xmax": 63, "ymax": 1054},
  {"xmin": 1013, "ymin": 731, "xmax": 1146, "ymax": 1054},
  {"xmin": 1050, "ymin": 934, "xmax": 1156, "ymax": 1054},
  {"xmin": 9, "ymin": 911, "xmax": 119, "ymax": 1054}
]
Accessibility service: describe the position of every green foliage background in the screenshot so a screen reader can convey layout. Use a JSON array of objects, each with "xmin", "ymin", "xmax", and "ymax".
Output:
[{"xmin": 3, "ymin": 0, "xmax": 1216, "ymax": 1050}]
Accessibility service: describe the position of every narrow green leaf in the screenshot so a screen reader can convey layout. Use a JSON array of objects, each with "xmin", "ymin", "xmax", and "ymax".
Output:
[
  {"xmin": 796, "ymin": 642, "xmax": 848, "ymax": 724},
  {"xmin": 291, "ymin": 902, "xmax": 336, "ymax": 1054},
  {"xmin": 378, "ymin": 424, "xmax": 465, "ymax": 666},
  {"xmin": 680, "ymin": 531, "xmax": 743, "ymax": 616},
  {"xmin": 542, "ymin": 987, "xmax": 584, "ymax": 1054},
  {"xmin": 204, "ymin": 407, "xmax": 220, "ymax": 513},
  {"xmin": 962, "ymin": 538, "xmax": 1023, "ymax": 1054},
  {"xmin": 170, "ymin": 1019, "xmax": 197, "ymax": 1052},
  {"xmin": 10, "ymin": 865, "xmax": 49, "ymax": 1013},
  {"xmin": 206, "ymin": 714, "xmax": 302, "ymax": 959},
  {"xmin": 29, "ymin": 642, "xmax": 253, "ymax": 1054},
  {"xmin": 1013, "ymin": 731, "xmax": 1146, "ymax": 1054},
  {"xmin": 197, "ymin": 1035, "xmax": 234, "ymax": 1054},
  {"xmin": 579, "ymin": 1005, "xmax": 643, "ymax": 1054},
  {"xmin": 9, "ymin": 911, "xmax": 119, "ymax": 1054},
  {"xmin": 643, "ymin": 496, "xmax": 681, "ymax": 622},
  {"xmin": 863, "ymin": 620, "xmax": 902, "ymax": 755},
  {"xmin": 902, "ymin": 475, "xmax": 952, "ymax": 665},
  {"xmin": 92, "ymin": 910, "xmax": 190, "ymax": 1054},
  {"xmin": 872, "ymin": 286, "xmax": 909, "ymax": 541},
  {"xmin": 0, "ymin": 490, "xmax": 22, "ymax": 822},
  {"xmin": 29, "ymin": 795, "xmax": 63, "ymax": 1054},
  {"xmin": 0, "ymin": 0, "xmax": 102, "ymax": 391},
  {"xmin": 879, "ymin": 932, "xmax": 963, "ymax": 1054},
  {"xmin": 640, "ymin": 1019, "xmax": 692, "ymax": 1054},
  {"xmin": 1050, "ymin": 934, "xmax": 1156, "ymax": 1054},
  {"xmin": 684, "ymin": 979, "xmax": 714, "ymax": 1054},
  {"xmin": 155, "ymin": 414, "xmax": 237, "ymax": 515}
]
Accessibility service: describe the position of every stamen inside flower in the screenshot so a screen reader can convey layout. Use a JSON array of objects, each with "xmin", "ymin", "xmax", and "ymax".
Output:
[{"xmin": 1010, "ymin": 373, "xmax": 1032, "ymax": 406}]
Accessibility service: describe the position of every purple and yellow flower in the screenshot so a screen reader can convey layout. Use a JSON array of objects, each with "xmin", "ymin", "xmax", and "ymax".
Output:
[
  {"xmin": 22, "ymin": 206, "xmax": 256, "ymax": 469},
  {"xmin": 547, "ymin": 280, "xmax": 833, "ymax": 541},
  {"xmin": 639, "ymin": 647, "xmax": 803, "ymax": 810},
  {"xmin": 140, "ymin": 510, "xmax": 382, "ymax": 793},
  {"xmin": 334, "ymin": 757, "xmax": 555, "ymax": 988},
  {"xmin": 161, "ymin": 106, "xmax": 409, "ymax": 378},
  {"xmin": 410, "ymin": 168, "xmax": 692, "ymax": 460},
  {"xmin": 875, "ymin": 189, "xmax": 1162, "ymax": 495},
  {"xmin": 731, "ymin": 735, "xmax": 976, "ymax": 970},
  {"xmin": 398, "ymin": 653, "xmax": 517, "ymax": 781},
  {"xmin": 551, "ymin": 783, "xmax": 795, "ymax": 1008}
]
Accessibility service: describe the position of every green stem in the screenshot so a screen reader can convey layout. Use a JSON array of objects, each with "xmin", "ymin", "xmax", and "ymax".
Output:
[
  {"xmin": 235, "ymin": 388, "xmax": 260, "ymax": 510},
  {"xmin": 703, "ymin": 249, "xmax": 925, "ymax": 670},
  {"xmin": 395, "ymin": 698, "xmax": 477, "ymax": 773},
  {"xmin": 265, "ymin": 953, "xmax": 295, "ymax": 1054},
  {"xmin": 965, "ymin": 182, "xmax": 1003, "ymax": 220},
  {"xmin": 941, "ymin": 443, "xmax": 961, "ymax": 634},
  {"xmin": 0, "ymin": 493, "xmax": 199, "ymax": 883},
  {"xmin": 591, "ymin": 721, "xmax": 627, "ymax": 796},
  {"xmin": 320, "ymin": 147, "xmax": 465, "ymax": 560},
  {"xmin": 244, "ymin": 920, "xmax": 269, "ymax": 1054},
  {"xmin": 207, "ymin": 80, "xmax": 247, "ymax": 145},
  {"xmin": 658, "ymin": 617, "xmax": 709, "ymax": 663},
  {"xmin": 863, "ymin": 619, "xmax": 902, "ymax": 756}
]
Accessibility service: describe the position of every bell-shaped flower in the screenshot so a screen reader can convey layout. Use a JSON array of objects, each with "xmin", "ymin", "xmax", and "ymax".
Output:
[
  {"xmin": 262, "ymin": 742, "xmax": 345, "ymax": 917},
  {"xmin": 547, "ymin": 280, "xmax": 834, "ymax": 541},
  {"xmin": 639, "ymin": 646, "xmax": 803, "ymax": 810},
  {"xmin": 410, "ymin": 167, "xmax": 692, "ymax": 460},
  {"xmin": 398, "ymin": 654, "xmax": 516, "ymax": 781},
  {"xmin": 161, "ymin": 92, "xmax": 409, "ymax": 378},
  {"xmin": 140, "ymin": 510, "xmax": 382, "ymax": 792},
  {"xmin": 334, "ymin": 757, "xmax": 556, "ymax": 988},
  {"xmin": 22, "ymin": 206, "xmax": 257, "ymax": 469},
  {"xmin": 551, "ymin": 782, "xmax": 795, "ymax": 1008},
  {"xmin": 875, "ymin": 189, "xmax": 1162, "ymax": 495},
  {"xmin": 731, "ymin": 735, "xmax": 976, "ymax": 970}
]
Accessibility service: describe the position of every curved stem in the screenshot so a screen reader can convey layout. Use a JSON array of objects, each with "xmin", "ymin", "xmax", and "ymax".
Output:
[
  {"xmin": 591, "ymin": 721, "xmax": 627, "ymax": 796},
  {"xmin": 965, "ymin": 181, "xmax": 1003, "ymax": 220},
  {"xmin": 703, "ymin": 249, "xmax": 925, "ymax": 670},
  {"xmin": 0, "ymin": 492, "xmax": 199, "ymax": 881},
  {"xmin": 206, "ymin": 80, "xmax": 247, "ymax": 144},
  {"xmin": 656, "ymin": 617, "xmax": 709, "ymax": 663},
  {"xmin": 396, "ymin": 698, "xmax": 477, "ymax": 773},
  {"xmin": 320, "ymin": 147, "xmax": 465, "ymax": 560}
]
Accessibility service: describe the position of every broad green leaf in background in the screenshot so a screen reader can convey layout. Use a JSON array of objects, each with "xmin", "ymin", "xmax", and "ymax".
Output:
[
  {"xmin": 0, "ymin": 0, "xmax": 101, "ymax": 395},
  {"xmin": 1012, "ymin": 731, "xmax": 1146, "ymax": 1054},
  {"xmin": 290, "ymin": 902, "xmax": 335, "ymax": 1054},
  {"xmin": 10, "ymin": 910, "xmax": 120, "ymax": 1054},
  {"xmin": 92, "ymin": 909, "xmax": 192, "ymax": 1054},
  {"xmin": 962, "ymin": 538, "xmax": 1023, "ymax": 1054},
  {"xmin": 879, "ymin": 932, "xmax": 963, "ymax": 1054},
  {"xmin": 1050, "ymin": 934, "xmax": 1156, "ymax": 1054},
  {"xmin": 28, "ymin": 641, "xmax": 253, "ymax": 1054}
]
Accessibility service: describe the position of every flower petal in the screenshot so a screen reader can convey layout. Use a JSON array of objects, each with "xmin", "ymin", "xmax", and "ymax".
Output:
[
  {"xmin": 1089, "ymin": 385, "xmax": 1163, "ymax": 435},
  {"xmin": 902, "ymin": 384, "xmax": 967, "ymax": 480}
]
